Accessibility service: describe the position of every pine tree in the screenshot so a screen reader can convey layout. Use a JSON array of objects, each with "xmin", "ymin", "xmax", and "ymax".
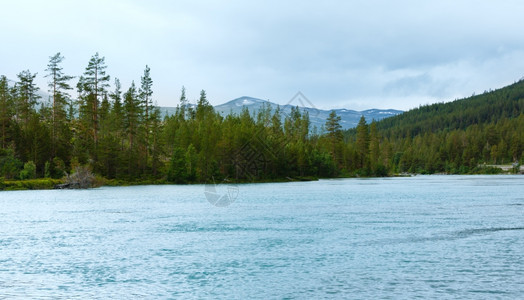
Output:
[
  {"xmin": 99, "ymin": 94, "xmax": 111, "ymax": 135},
  {"xmin": 196, "ymin": 89, "xmax": 212, "ymax": 121},
  {"xmin": 178, "ymin": 86, "xmax": 188, "ymax": 120},
  {"xmin": 150, "ymin": 107, "xmax": 162, "ymax": 177},
  {"xmin": 139, "ymin": 65, "xmax": 153, "ymax": 126},
  {"xmin": 123, "ymin": 82, "xmax": 141, "ymax": 150},
  {"xmin": 185, "ymin": 144, "xmax": 197, "ymax": 181},
  {"xmin": 271, "ymin": 106, "xmax": 283, "ymax": 136},
  {"xmin": 139, "ymin": 65, "xmax": 153, "ymax": 169},
  {"xmin": 268, "ymin": 106, "xmax": 285, "ymax": 176},
  {"xmin": 122, "ymin": 82, "xmax": 143, "ymax": 178},
  {"xmin": 77, "ymin": 52, "xmax": 110, "ymax": 147},
  {"xmin": 369, "ymin": 121, "xmax": 380, "ymax": 171},
  {"xmin": 0, "ymin": 76, "xmax": 13, "ymax": 148},
  {"xmin": 355, "ymin": 116, "xmax": 369, "ymax": 169},
  {"xmin": 45, "ymin": 52, "xmax": 73, "ymax": 157},
  {"xmin": 15, "ymin": 70, "xmax": 40, "ymax": 129},
  {"xmin": 167, "ymin": 147, "xmax": 187, "ymax": 183},
  {"xmin": 109, "ymin": 78, "xmax": 125, "ymax": 151},
  {"xmin": 325, "ymin": 110, "xmax": 343, "ymax": 163}
]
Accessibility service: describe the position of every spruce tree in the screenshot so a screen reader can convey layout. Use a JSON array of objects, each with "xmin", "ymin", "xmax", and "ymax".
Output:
[
  {"xmin": 325, "ymin": 110, "xmax": 343, "ymax": 163},
  {"xmin": 139, "ymin": 65, "xmax": 153, "ymax": 126},
  {"xmin": 109, "ymin": 78, "xmax": 125, "ymax": 151},
  {"xmin": 123, "ymin": 82, "xmax": 140, "ymax": 150},
  {"xmin": 150, "ymin": 107, "xmax": 162, "ymax": 176},
  {"xmin": 139, "ymin": 65, "xmax": 153, "ymax": 168},
  {"xmin": 355, "ymin": 116, "xmax": 370, "ymax": 170},
  {"xmin": 16, "ymin": 70, "xmax": 40, "ymax": 129},
  {"xmin": 369, "ymin": 121, "xmax": 380, "ymax": 171},
  {"xmin": 196, "ymin": 89, "xmax": 212, "ymax": 121},
  {"xmin": 178, "ymin": 86, "xmax": 188, "ymax": 120}
]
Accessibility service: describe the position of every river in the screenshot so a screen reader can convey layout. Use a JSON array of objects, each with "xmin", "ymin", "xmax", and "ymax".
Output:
[{"xmin": 0, "ymin": 175, "xmax": 522, "ymax": 298}]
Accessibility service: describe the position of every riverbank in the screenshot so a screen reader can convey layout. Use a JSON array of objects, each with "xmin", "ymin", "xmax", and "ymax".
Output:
[
  {"xmin": 482, "ymin": 164, "xmax": 524, "ymax": 173},
  {"xmin": 0, "ymin": 178, "xmax": 63, "ymax": 191},
  {"xmin": 0, "ymin": 176, "xmax": 320, "ymax": 191},
  {"xmin": 1, "ymin": 168, "xmax": 520, "ymax": 191}
]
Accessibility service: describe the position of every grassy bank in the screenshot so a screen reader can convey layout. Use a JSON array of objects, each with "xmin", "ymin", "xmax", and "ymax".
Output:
[
  {"xmin": 0, "ymin": 176, "xmax": 319, "ymax": 191},
  {"xmin": 1, "ymin": 171, "xmax": 519, "ymax": 192},
  {"xmin": 103, "ymin": 176, "xmax": 319, "ymax": 186},
  {"xmin": 0, "ymin": 178, "xmax": 64, "ymax": 191}
]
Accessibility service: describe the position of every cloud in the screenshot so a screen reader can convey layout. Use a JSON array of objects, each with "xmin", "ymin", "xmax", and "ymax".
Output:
[{"xmin": 2, "ymin": 0, "xmax": 524, "ymax": 110}]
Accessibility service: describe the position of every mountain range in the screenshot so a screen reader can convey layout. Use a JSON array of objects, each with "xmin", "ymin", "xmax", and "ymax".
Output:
[
  {"xmin": 8, "ymin": 75, "xmax": 401, "ymax": 131},
  {"xmin": 161, "ymin": 96, "xmax": 402, "ymax": 130}
]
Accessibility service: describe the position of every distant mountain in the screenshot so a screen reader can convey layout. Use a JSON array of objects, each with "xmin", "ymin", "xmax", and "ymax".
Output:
[
  {"xmin": 6, "ymin": 75, "xmax": 400, "ymax": 130},
  {"xmin": 215, "ymin": 96, "xmax": 402, "ymax": 130},
  {"xmin": 160, "ymin": 96, "xmax": 402, "ymax": 130}
]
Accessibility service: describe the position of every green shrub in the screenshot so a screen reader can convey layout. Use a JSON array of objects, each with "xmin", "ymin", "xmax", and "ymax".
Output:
[
  {"xmin": 0, "ymin": 150, "xmax": 23, "ymax": 179},
  {"xmin": 19, "ymin": 161, "xmax": 37, "ymax": 180}
]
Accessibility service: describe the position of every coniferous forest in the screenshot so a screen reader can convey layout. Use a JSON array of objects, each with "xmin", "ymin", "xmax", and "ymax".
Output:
[{"xmin": 0, "ymin": 53, "xmax": 523, "ymax": 187}]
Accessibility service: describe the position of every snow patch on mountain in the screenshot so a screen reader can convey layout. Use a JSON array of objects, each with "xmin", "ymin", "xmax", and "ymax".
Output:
[{"xmin": 214, "ymin": 96, "xmax": 403, "ymax": 130}]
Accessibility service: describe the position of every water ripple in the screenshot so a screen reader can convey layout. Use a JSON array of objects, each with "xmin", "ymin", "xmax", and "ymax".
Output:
[{"xmin": 0, "ymin": 176, "xmax": 523, "ymax": 298}]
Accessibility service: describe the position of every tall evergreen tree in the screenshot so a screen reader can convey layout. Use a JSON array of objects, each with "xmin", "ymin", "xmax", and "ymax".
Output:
[
  {"xmin": 369, "ymin": 121, "xmax": 380, "ymax": 170},
  {"xmin": 325, "ymin": 110, "xmax": 343, "ymax": 164},
  {"xmin": 0, "ymin": 76, "xmax": 13, "ymax": 148},
  {"xmin": 45, "ymin": 52, "xmax": 73, "ymax": 157},
  {"xmin": 150, "ymin": 107, "xmax": 162, "ymax": 176},
  {"xmin": 178, "ymin": 86, "xmax": 188, "ymax": 119},
  {"xmin": 123, "ymin": 82, "xmax": 141, "ymax": 150},
  {"xmin": 139, "ymin": 65, "xmax": 153, "ymax": 168},
  {"xmin": 139, "ymin": 65, "xmax": 153, "ymax": 125},
  {"xmin": 15, "ymin": 70, "xmax": 40, "ymax": 129},
  {"xmin": 167, "ymin": 146, "xmax": 188, "ymax": 183},
  {"xmin": 122, "ymin": 82, "xmax": 143, "ymax": 178},
  {"xmin": 109, "ymin": 78, "xmax": 125, "ymax": 150},
  {"xmin": 77, "ymin": 52, "xmax": 110, "ymax": 146},
  {"xmin": 355, "ymin": 116, "xmax": 369, "ymax": 169},
  {"xmin": 196, "ymin": 89, "xmax": 212, "ymax": 121}
]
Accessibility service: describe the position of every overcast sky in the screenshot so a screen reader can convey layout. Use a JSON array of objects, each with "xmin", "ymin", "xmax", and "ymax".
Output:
[{"xmin": 2, "ymin": 0, "xmax": 524, "ymax": 110}]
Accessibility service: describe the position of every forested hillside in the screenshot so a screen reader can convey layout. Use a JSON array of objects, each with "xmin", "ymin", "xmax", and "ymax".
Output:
[
  {"xmin": 377, "ymin": 80, "xmax": 524, "ymax": 138},
  {"xmin": 1, "ymin": 53, "xmax": 523, "ymax": 186},
  {"xmin": 345, "ymin": 80, "xmax": 524, "ymax": 174}
]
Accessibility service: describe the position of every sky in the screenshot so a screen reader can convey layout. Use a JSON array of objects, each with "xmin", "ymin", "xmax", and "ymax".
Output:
[{"xmin": 2, "ymin": 0, "xmax": 524, "ymax": 111}]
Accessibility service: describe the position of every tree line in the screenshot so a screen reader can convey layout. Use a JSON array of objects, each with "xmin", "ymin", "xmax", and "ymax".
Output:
[
  {"xmin": 1, "ymin": 53, "xmax": 523, "ymax": 183},
  {"xmin": 362, "ymin": 80, "xmax": 524, "ymax": 174}
]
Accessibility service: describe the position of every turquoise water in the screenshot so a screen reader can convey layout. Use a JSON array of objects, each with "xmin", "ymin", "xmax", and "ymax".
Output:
[{"xmin": 0, "ymin": 175, "xmax": 523, "ymax": 299}]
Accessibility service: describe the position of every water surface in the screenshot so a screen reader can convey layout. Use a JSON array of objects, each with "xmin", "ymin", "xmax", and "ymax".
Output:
[{"xmin": 0, "ymin": 175, "xmax": 523, "ymax": 298}]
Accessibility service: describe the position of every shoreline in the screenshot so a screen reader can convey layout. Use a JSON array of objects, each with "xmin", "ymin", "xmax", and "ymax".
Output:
[{"xmin": 1, "ymin": 171, "xmax": 521, "ymax": 191}]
